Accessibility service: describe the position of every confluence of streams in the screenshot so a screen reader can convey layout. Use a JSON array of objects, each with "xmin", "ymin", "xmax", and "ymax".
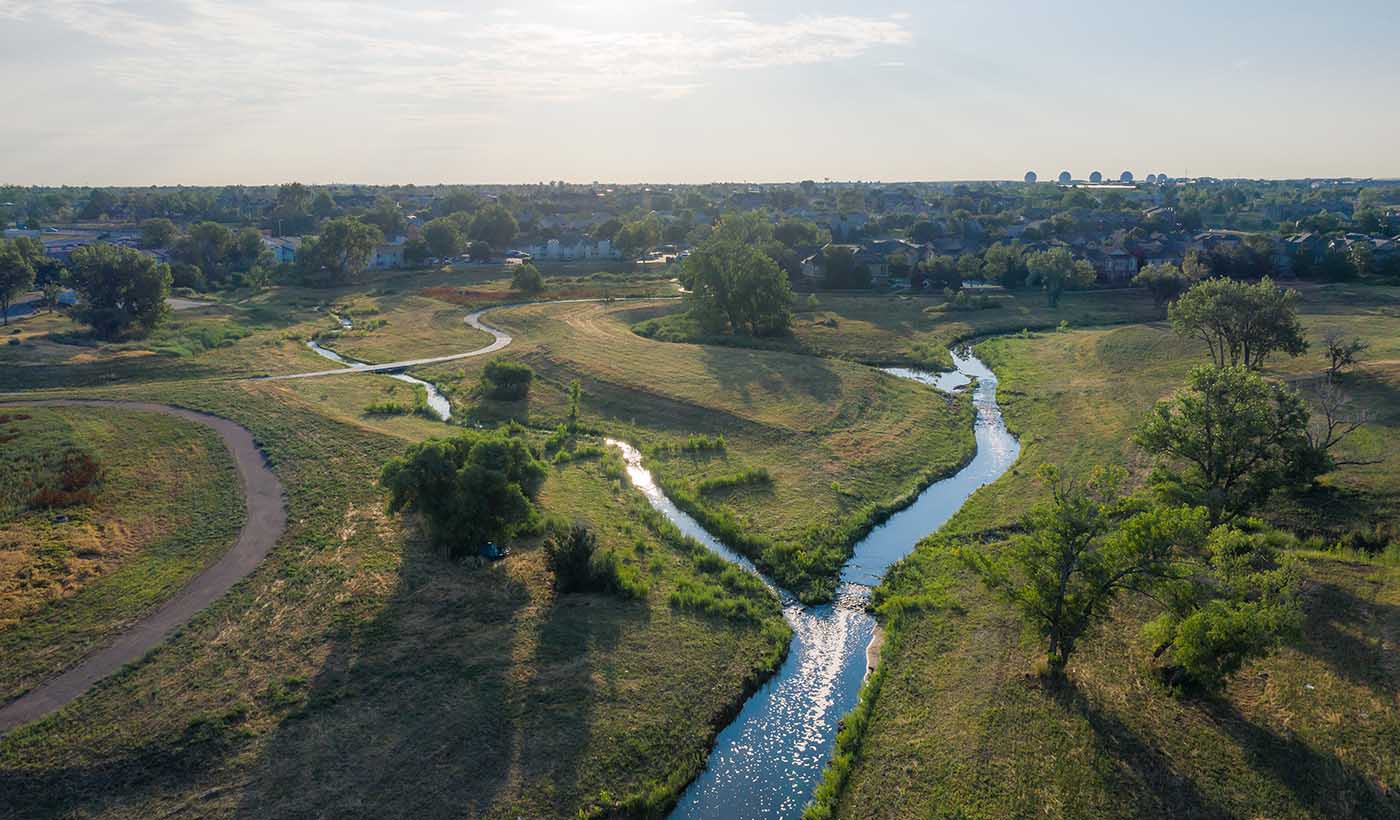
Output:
[
  {"xmin": 611, "ymin": 351, "xmax": 1020, "ymax": 819},
  {"xmin": 265, "ymin": 300, "xmax": 1019, "ymax": 818}
]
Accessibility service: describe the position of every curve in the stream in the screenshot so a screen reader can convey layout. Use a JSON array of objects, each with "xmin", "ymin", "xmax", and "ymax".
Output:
[
  {"xmin": 612, "ymin": 349, "xmax": 1020, "ymax": 819},
  {"xmin": 0, "ymin": 401, "xmax": 286, "ymax": 735}
]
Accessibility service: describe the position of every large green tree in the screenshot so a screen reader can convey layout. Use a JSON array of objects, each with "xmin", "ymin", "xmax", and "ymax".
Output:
[
  {"xmin": 1168, "ymin": 276, "xmax": 1307, "ymax": 370},
  {"xmin": 68, "ymin": 244, "xmax": 172, "ymax": 339},
  {"xmin": 962, "ymin": 465, "xmax": 1207, "ymax": 678},
  {"xmin": 380, "ymin": 431, "xmax": 547, "ymax": 558},
  {"xmin": 614, "ymin": 215, "xmax": 663, "ymax": 259},
  {"xmin": 1136, "ymin": 366, "xmax": 1318, "ymax": 525},
  {"xmin": 681, "ymin": 239, "xmax": 793, "ymax": 336},
  {"xmin": 1026, "ymin": 247, "xmax": 1096, "ymax": 307},
  {"xmin": 469, "ymin": 204, "xmax": 518, "ymax": 248},
  {"xmin": 139, "ymin": 218, "xmax": 179, "ymax": 249},
  {"xmin": 423, "ymin": 217, "xmax": 465, "ymax": 259},
  {"xmin": 0, "ymin": 240, "xmax": 37, "ymax": 326},
  {"xmin": 296, "ymin": 217, "xmax": 382, "ymax": 286},
  {"xmin": 1132, "ymin": 262, "xmax": 1193, "ymax": 311}
]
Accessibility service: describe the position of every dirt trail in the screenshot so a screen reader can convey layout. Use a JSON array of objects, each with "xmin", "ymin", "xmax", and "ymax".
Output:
[{"xmin": 0, "ymin": 400, "xmax": 286, "ymax": 735}]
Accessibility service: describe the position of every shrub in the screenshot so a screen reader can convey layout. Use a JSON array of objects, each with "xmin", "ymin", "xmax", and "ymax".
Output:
[
  {"xmin": 380, "ymin": 430, "xmax": 547, "ymax": 558},
  {"xmin": 511, "ymin": 263, "xmax": 545, "ymax": 294},
  {"xmin": 546, "ymin": 521, "xmax": 646, "ymax": 598},
  {"xmin": 481, "ymin": 359, "xmax": 534, "ymax": 401},
  {"xmin": 681, "ymin": 433, "xmax": 726, "ymax": 453},
  {"xmin": 696, "ymin": 467, "xmax": 772, "ymax": 495}
]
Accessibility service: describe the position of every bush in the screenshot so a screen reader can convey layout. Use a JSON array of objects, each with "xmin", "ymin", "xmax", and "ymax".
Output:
[
  {"xmin": 681, "ymin": 433, "xmax": 726, "ymax": 453},
  {"xmin": 481, "ymin": 359, "xmax": 534, "ymax": 401},
  {"xmin": 696, "ymin": 467, "xmax": 772, "ymax": 495},
  {"xmin": 511, "ymin": 263, "xmax": 545, "ymax": 294},
  {"xmin": 380, "ymin": 430, "xmax": 547, "ymax": 558},
  {"xmin": 546, "ymin": 521, "xmax": 645, "ymax": 598}
]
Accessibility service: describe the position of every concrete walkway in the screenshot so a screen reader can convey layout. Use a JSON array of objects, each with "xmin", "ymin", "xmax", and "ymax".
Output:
[{"xmin": 0, "ymin": 401, "xmax": 286, "ymax": 735}]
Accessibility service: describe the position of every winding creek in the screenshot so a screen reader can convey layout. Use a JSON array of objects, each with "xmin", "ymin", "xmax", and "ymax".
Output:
[
  {"xmin": 615, "ymin": 349, "xmax": 1020, "ymax": 819},
  {"xmin": 285, "ymin": 303, "xmax": 1020, "ymax": 817}
]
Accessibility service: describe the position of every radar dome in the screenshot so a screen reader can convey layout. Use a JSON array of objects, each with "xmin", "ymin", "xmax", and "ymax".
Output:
[{"xmin": 1089, "ymin": 171, "xmax": 1103, "ymax": 184}]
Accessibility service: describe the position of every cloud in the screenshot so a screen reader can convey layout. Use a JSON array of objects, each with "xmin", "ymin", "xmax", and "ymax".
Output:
[{"xmin": 7, "ymin": 2, "xmax": 913, "ymax": 108}]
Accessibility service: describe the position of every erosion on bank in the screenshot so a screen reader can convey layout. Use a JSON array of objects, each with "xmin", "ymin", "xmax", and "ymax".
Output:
[
  {"xmin": 0, "ymin": 405, "xmax": 243, "ymax": 704},
  {"xmin": 0, "ymin": 380, "xmax": 788, "ymax": 820},
  {"xmin": 818, "ymin": 292, "xmax": 1400, "ymax": 819}
]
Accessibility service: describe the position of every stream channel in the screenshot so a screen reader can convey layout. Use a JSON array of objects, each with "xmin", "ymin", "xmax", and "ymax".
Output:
[{"xmin": 611, "ymin": 348, "xmax": 1020, "ymax": 819}]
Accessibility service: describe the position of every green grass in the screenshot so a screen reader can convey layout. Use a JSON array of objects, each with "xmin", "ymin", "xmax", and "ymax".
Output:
[
  {"xmin": 0, "ymin": 383, "xmax": 788, "ymax": 819},
  {"xmin": 414, "ymin": 298, "xmax": 976, "ymax": 600},
  {"xmin": 816, "ymin": 282, "xmax": 1400, "ymax": 819},
  {"xmin": 0, "ymin": 406, "xmax": 242, "ymax": 703}
]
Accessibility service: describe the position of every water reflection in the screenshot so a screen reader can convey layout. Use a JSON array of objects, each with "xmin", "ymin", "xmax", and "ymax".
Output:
[{"xmin": 610, "ymin": 349, "xmax": 1020, "ymax": 819}]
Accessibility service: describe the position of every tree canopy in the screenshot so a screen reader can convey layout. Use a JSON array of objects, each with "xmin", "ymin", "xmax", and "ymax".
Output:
[
  {"xmin": 1026, "ymin": 247, "xmax": 1095, "ymax": 307},
  {"xmin": 511, "ymin": 262, "xmax": 545, "ymax": 294},
  {"xmin": 68, "ymin": 244, "xmax": 172, "ymax": 339},
  {"xmin": 0, "ymin": 240, "xmax": 37, "ymax": 326},
  {"xmin": 1132, "ymin": 262, "xmax": 1193, "ymax": 310},
  {"xmin": 380, "ymin": 430, "xmax": 547, "ymax": 558},
  {"xmin": 468, "ymin": 204, "xmax": 518, "ymax": 249},
  {"xmin": 296, "ymin": 217, "xmax": 382, "ymax": 286},
  {"xmin": 1136, "ymin": 365, "xmax": 1319, "ymax": 525},
  {"xmin": 680, "ymin": 236, "xmax": 793, "ymax": 337},
  {"xmin": 962, "ymin": 465, "xmax": 1208, "ymax": 677},
  {"xmin": 1169, "ymin": 277, "xmax": 1307, "ymax": 370}
]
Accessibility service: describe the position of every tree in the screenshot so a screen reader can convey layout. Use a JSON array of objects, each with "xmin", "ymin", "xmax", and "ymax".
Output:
[
  {"xmin": 917, "ymin": 254, "xmax": 960, "ymax": 292},
  {"xmin": 774, "ymin": 217, "xmax": 821, "ymax": 248},
  {"xmin": 1136, "ymin": 366, "xmax": 1317, "ymax": 525},
  {"xmin": 1322, "ymin": 328, "xmax": 1368, "ymax": 381},
  {"xmin": 511, "ymin": 263, "xmax": 545, "ymax": 294},
  {"xmin": 310, "ymin": 191, "xmax": 339, "ymax": 218},
  {"xmin": 1144, "ymin": 525, "xmax": 1302, "ymax": 692},
  {"xmin": 379, "ymin": 431, "xmax": 547, "ymax": 559},
  {"xmin": 1132, "ymin": 262, "xmax": 1193, "ymax": 311},
  {"xmin": 567, "ymin": 379, "xmax": 582, "ymax": 431},
  {"xmin": 981, "ymin": 242, "xmax": 1027, "ymax": 289},
  {"xmin": 139, "ymin": 218, "xmax": 179, "ymax": 249},
  {"xmin": 41, "ymin": 281, "xmax": 64, "ymax": 313},
  {"xmin": 423, "ymin": 217, "xmax": 465, "ymax": 259},
  {"xmin": 360, "ymin": 199, "xmax": 405, "ymax": 239},
  {"xmin": 403, "ymin": 238, "xmax": 430, "ymax": 267},
  {"xmin": 614, "ymin": 215, "xmax": 662, "ymax": 259},
  {"xmin": 469, "ymin": 203, "xmax": 518, "ymax": 248},
  {"xmin": 468, "ymin": 240, "xmax": 493, "ymax": 261},
  {"xmin": 79, "ymin": 189, "xmax": 117, "ymax": 220},
  {"xmin": 68, "ymin": 244, "xmax": 172, "ymax": 339},
  {"xmin": 592, "ymin": 218, "xmax": 622, "ymax": 242},
  {"xmin": 910, "ymin": 220, "xmax": 941, "ymax": 243},
  {"xmin": 1026, "ymin": 247, "xmax": 1095, "ymax": 307},
  {"xmin": 0, "ymin": 240, "xmax": 36, "ymax": 326},
  {"xmin": 681, "ymin": 240, "xmax": 793, "ymax": 336},
  {"xmin": 1347, "ymin": 241, "xmax": 1377, "ymax": 278},
  {"xmin": 296, "ymin": 217, "xmax": 382, "ymax": 286},
  {"xmin": 961, "ymin": 465, "xmax": 1207, "ymax": 678},
  {"xmin": 481, "ymin": 359, "xmax": 534, "ymax": 400},
  {"xmin": 175, "ymin": 221, "xmax": 233, "ymax": 285},
  {"xmin": 1168, "ymin": 277, "xmax": 1308, "ymax": 370}
]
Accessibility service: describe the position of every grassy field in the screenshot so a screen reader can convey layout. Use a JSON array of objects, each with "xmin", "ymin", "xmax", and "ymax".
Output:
[
  {"xmin": 0, "ymin": 380, "xmax": 789, "ymax": 819},
  {"xmin": 818, "ymin": 282, "xmax": 1400, "ymax": 819},
  {"xmin": 414, "ymin": 298, "xmax": 976, "ymax": 600},
  {"xmin": 634, "ymin": 288, "xmax": 1164, "ymax": 370},
  {"xmin": 0, "ymin": 405, "xmax": 242, "ymax": 703}
]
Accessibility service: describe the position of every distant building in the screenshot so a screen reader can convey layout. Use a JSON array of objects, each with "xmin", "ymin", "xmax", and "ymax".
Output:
[
  {"xmin": 1089, "ymin": 171, "xmax": 1104, "ymax": 184},
  {"xmin": 262, "ymin": 236, "xmax": 301, "ymax": 264},
  {"xmin": 1058, "ymin": 171, "xmax": 1073, "ymax": 184}
]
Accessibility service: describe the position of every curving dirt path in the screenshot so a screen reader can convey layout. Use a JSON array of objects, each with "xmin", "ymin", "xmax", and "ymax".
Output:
[{"xmin": 0, "ymin": 401, "xmax": 286, "ymax": 735}]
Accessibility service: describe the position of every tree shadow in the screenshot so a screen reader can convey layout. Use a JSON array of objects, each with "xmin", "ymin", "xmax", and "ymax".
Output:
[
  {"xmin": 233, "ymin": 532, "xmax": 535, "ymax": 817},
  {"xmin": 697, "ymin": 343, "xmax": 842, "ymax": 405},
  {"xmin": 1051, "ymin": 680, "xmax": 1232, "ymax": 819},
  {"xmin": 1197, "ymin": 698, "xmax": 1400, "ymax": 819},
  {"xmin": 1296, "ymin": 579, "xmax": 1399, "ymax": 698}
]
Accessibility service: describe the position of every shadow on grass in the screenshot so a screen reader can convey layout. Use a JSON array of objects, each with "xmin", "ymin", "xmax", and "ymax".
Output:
[
  {"xmin": 698, "ymin": 343, "xmax": 842, "ymax": 405},
  {"xmin": 1198, "ymin": 699, "xmax": 1400, "ymax": 819},
  {"xmin": 235, "ymin": 527, "xmax": 642, "ymax": 817},
  {"xmin": 1052, "ymin": 680, "xmax": 1232, "ymax": 819},
  {"xmin": 1297, "ymin": 579, "xmax": 1399, "ymax": 698}
]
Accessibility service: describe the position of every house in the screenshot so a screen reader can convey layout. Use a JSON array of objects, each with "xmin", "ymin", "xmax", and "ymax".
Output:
[
  {"xmin": 262, "ymin": 236, "xmax": 301, "ymax": 265},
  {"xmin": 829, "ymin": 213, "xmax": 868, "ymax": 241},
  {"xmin": 521, "ymin": 236, "xmax": 621, "ymax": 261},
  {"xmin": 1093, "ymin": 247, "xmax": 1139, "ymax": 283},
  {"xmin": 368, "ymin": 242, "xmax": 406, "ymax": 270}
]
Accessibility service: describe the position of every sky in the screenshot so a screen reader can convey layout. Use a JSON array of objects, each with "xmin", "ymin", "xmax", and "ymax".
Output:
[{"xmin": 1, "ymin": 0, "xmax": 1397, "ymax": 185}]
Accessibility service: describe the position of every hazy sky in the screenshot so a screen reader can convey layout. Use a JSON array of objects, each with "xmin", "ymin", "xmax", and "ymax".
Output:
[{"xmin": 2, "ymin": 0, "xmax": 1397, "ymax": 185}]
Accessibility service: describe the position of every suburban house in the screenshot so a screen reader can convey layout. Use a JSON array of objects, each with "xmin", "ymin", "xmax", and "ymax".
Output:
[
  {"xmin": 521, "ymin": 236, "xmax": 620, "ymax": 261},
  {"xmin": 368, "ymin": 241, "xmax": 406, "ymax": 270},
  {"xmin": 1089, "ymin": 247, "xmax": 1140, "ymax": 283},
  {"xmin": 262, "ymin": 236, "xmax": 301, "ymax": 264}
]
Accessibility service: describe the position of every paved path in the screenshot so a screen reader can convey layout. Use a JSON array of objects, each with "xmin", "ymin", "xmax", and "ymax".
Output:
[
  {"xmin": 257, "ymin": 308, "xmax": 512, "ymax": 380},
  {"xmin": 0, "ymin": 401, "xmax": 286, "ymax": 735}
]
